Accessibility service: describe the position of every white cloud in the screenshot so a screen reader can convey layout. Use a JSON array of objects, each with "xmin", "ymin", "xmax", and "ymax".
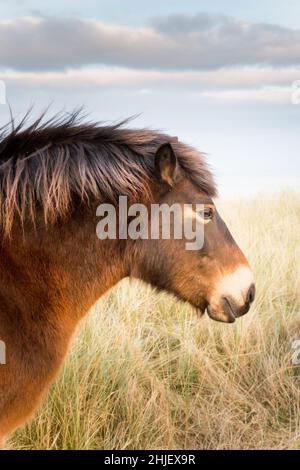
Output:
[
  {"xmin": 1, "ymin": 66, "xmax": 299, "ymax": 89},
  {"xmin": 0, "ymin": 66, "xmax": 298, "ymax": 104},
  {"xmin": 0, "ymin": 12, "xmax": 299, "ymax": 106},
  {"xmin": 201, "ymin": 87, "xmax": 292, "ymax": 104},
  {"xmin": 0, "ymin": 13, "xmax": 300, "ymax": 71}
]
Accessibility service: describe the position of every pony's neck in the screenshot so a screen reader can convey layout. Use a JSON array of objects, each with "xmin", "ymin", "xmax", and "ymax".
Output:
[
  {"xmin": 1, "ymin": 205, "xmax": 131, "ymax": 322},
  {"xmin": 0, "ymin": 205, "xmax": 132, "ymax": 442}
]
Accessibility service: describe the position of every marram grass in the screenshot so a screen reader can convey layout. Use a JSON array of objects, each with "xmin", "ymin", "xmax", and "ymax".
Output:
[{"xmin": 10, "ymin": 190, "xmax": 300, "ymax": 450}]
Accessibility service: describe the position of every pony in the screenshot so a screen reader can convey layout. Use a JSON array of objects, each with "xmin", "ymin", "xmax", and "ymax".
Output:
[{"xmin": 0, "ymin": 112, "xmax": 255, "ymax": 447}]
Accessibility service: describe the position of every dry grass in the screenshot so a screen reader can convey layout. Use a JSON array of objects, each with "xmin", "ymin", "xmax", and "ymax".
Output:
[{"xmin": 9, "ymin": 190, "xmax": 300, "ymax": 450}]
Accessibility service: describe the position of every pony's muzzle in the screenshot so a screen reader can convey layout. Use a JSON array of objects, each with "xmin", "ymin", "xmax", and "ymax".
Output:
[
  {"xmin": 223, "ymin": 283, "xmax": 255, "ymax": 319},
  {"xmin": 206, "ymin": 266, "xmax": 255, "ymax": 323}
]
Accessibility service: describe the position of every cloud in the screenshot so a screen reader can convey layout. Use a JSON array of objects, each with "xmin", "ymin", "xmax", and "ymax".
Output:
[
  {"xmin": 0, "ymin": 66, "xmax": 297, "ymax": 105},
  {"xmin": 0, "ymin": 13, "xmax": 300, "ymax": 72},
  {"xmin": 201, "ymin": 87, "xmax": 292, "ymax": 104},
  {"xmin": 1, "ymin": 66, "xmax": 299, "ymax": 90}
]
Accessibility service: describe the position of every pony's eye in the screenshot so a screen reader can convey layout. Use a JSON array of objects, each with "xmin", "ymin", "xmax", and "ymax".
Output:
[
  {"xmin": 197, "ymin": 207, "xmax": 214, "ymax": 221},
  {"xmin": 204, "ymin": 207, "xmax": 214, "ymax": 220}
]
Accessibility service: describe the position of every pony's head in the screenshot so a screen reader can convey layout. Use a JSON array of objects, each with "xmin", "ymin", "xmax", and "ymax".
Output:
[
  {"xmin": 132, "ymin": 143, "xmax": 255, "ymax": 323},
  {"xmin": 0, "ymin": 113, "xmax": 255, "ymax": 323}
]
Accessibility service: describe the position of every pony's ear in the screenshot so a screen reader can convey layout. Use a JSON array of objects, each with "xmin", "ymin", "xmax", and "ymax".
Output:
[{"xmin": 154, "ymin": 143, "xmax": 178, "ymax": 187}]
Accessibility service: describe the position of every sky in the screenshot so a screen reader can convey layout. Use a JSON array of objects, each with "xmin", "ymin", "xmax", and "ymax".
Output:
[{"xmin": 0, "ymin": 0, "xmax": 299, "ymax": 197}]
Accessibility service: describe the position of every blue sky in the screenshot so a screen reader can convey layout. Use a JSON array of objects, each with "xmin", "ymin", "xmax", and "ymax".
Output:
[
  {"xmin": 0, "ymin": 0, "xmax": 299, "ymax": 197},
  {"xmin": 1, "ymin": 0, "xmax": 300, "ymax": 28}
]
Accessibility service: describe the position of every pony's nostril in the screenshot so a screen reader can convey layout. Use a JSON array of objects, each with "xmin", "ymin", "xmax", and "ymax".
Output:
[{"xmin": 246, "ymin": 283, "xmax": 256, "ymax": 305}]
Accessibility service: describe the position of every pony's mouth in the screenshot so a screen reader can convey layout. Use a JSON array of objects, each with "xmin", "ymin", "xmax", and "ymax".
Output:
[
  {"xmin": 192, "ymin": 290, "xmax": 253, "ymax": 324},
  {"xmin": 206, "ymin": 299, "xmax": 236, "ymax": 323},
  {"xmin": 206, "ymin": 295, "xmax": 252, "ymax": 323},
  {"xmin": 193, "ymin": 298, "xmax": 236, "ymax": 323}
]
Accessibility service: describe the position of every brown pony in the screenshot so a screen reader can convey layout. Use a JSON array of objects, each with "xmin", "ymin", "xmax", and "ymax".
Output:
[{"xmin": 0, "ymin": 112, "xmax": 255, "ymax": 447}]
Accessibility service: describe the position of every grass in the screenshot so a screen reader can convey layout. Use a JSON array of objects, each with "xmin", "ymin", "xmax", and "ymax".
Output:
[{"xmin": 10, "ymin": 190, "xmax": 300, "ymax": 450}]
